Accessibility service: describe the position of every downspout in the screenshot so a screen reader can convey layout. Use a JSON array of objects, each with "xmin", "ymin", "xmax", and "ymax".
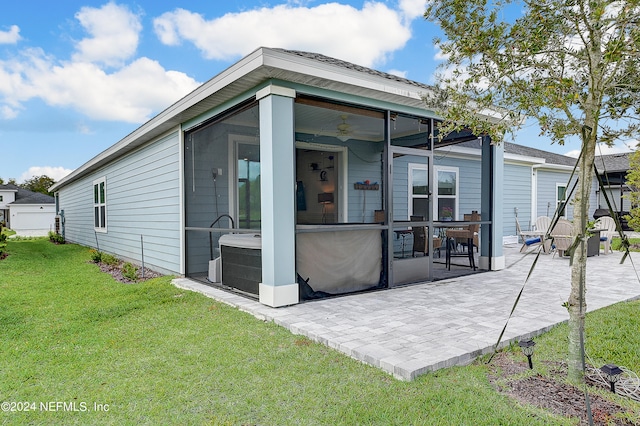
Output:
[{"xmin": 531, "ymin": 164, "xmax": 545, "ymax": 225}]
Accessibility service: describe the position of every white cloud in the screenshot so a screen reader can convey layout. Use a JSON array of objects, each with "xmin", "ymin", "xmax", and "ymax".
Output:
[
  {"xmin": 386, "ymin": 69, "xmax": 407, "ymax": 78},
  {"xmin": 72, "ymin": 3, "xmax": 142, "ymax": 67},
  {"xmin": 398, "ymin": 0, "xmax": 428, "ymax": 20},
  {"xmin": 154, "ymin": 2, "xmax": 413, "ymax": 68},
  {"xmin": 565, "ymin": 141, "xmax": 635, "ymax": 158},
  {"xmin": 0, "ymin": 25, "xmax": 21, "ymax": 44},
  {"xmin": 24, "ymin": 55, "xmax": 199, "ymax": 122},
  {"xmin": 19, "ymin": 166, "xmax": 73, "ymax": 183},
  {"xmin": 0, "ymin": 105, "xmax": 19, "ymax": 119},
  {"xmin": 433, "ymin": 48, "xmax": 448, "ymax": 61},
  {"xmin": 0, "ymin": 5, "xmax": 200, "ymax": 123}
]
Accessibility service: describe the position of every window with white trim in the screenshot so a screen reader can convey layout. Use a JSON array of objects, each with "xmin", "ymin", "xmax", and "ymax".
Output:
[
  {"xmin": 93, "ymin": 177, "xmax": 107, "ymax": 231},
  {"xmin": 409, "ymin": 163, "xmax": 429, "ymax": 219},
  {"xmin": 434, "ymin": 166, "xmax": 459, "ymax": 220},
  {"xmin": 556, "ymin": 184, "xmax": 567, "ymax": 217}
]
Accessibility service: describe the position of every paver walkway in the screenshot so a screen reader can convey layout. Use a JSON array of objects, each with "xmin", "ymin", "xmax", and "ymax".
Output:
[{"xmin": 173, "ymin": 245, "xmax": 640, "ymax": 380}]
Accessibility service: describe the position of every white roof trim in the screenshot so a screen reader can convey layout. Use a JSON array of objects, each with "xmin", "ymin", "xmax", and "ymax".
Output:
[{"xmin": 50, "ymin": 47, "xmax": 489, "ymax": 191}]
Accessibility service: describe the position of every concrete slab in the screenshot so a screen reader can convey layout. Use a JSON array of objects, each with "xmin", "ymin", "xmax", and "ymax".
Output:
[{"xmin": 173, "ymin": 244, "xmax": 640, "ymax": 381}]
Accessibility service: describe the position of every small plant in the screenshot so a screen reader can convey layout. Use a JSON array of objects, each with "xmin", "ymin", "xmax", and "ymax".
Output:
[
  {"xmin": 100, "ymin": 253, "xmax": 119, "ymax": 266},
  {"xmin": 0, "ymin": 225, "xmax": 6, "ymax": 259},
  {"xmin": 441, "ymin": 206, "xmax": 453, "ymax": 219},
  {"xmin": 48, "ymin": 231, "xmax": 65, "ymax": 244},
  {"xmin": 122, "ymin": 262, "xmax": 139, "ymax": 282},
  {"xmin": 89, "ymin": 249, "xmax": 102, "ymax": 263}
]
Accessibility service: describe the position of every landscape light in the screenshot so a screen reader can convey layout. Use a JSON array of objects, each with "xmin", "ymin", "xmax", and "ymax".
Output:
[
  {"xmin": 518, "ymin": 339, "xmax": 536, "ymax": 369},
  {"xmin": 600, "ymin": 364, "xmax": 623, "ymax": 393}
]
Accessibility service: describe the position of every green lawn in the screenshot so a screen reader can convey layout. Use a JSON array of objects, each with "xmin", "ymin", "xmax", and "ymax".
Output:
[
  {"xmin": 1, "ymin": 240, "xmax": 638, "ymax": 425},
  {"xmin": 612, "ymin": 236, "xmax": 640, "ymax": 251}
]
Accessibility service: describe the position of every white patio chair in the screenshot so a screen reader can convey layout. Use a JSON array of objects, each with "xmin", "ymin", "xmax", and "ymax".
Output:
[
  {"xmin": 594, "ymin": 216, "xmax": 616, "ymax": 255},
  {"xmin": 516, "ymin": 216, "xmax": 551, "ymax": 253},
  {"xmin": 551, "ymin": 218, "xmax": 574, "ymax": 257}
]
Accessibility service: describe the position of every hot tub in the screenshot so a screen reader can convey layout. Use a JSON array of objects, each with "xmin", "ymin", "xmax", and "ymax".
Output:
[{"xmin": 219, "ymin": 233, "xmax": 262, "ymax": 296}]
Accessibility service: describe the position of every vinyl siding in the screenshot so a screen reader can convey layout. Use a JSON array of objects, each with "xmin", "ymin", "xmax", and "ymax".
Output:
[
  {"xmin": 503, "ymin": 163, "xmax": 533, "ymax": 237},
  {"xmin": 58, "ymin": 131, "xmax": 181, "ymax": 275},
  {"xmin": 536, "ymin": 169, "xmax": 578, "ymax": 220},
  {"xmin": 434, "ymin": 156, "xmax": 482, "ymax": 217}
]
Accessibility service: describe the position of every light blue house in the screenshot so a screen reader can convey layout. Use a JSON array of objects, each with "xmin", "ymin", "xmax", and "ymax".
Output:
[
  {"xmin": 50, "ymin": 47, "xmax": 507, "ymax": 307},
  {"xmin": 434, "ymin": 140, "xmax": 603, "ymax": 245}
]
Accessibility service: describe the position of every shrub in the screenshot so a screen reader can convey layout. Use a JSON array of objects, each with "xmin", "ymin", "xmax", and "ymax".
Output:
[
  {"xmin": 48, "ymin": 231, "xmax": 65, "ymax": 244},
  {"xmin": 101, "ymin": 253, "xmax": 119, "ymax": 266},
  {"xmin": 122, "ymin": 262, "xmax": 139, "ymax": 282},
  {"xmin": 89, "ymin": 249, "xmax": 102, "ymax": 263},
  {"xmin": 0, "ymin": 229, "xmax": 6, "ymax": 259}
]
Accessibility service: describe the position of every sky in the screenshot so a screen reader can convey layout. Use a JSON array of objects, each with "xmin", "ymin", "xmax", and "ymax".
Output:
[{"xmin": 0, "ymin": 0, "xmax": 635, "ymax": 184}]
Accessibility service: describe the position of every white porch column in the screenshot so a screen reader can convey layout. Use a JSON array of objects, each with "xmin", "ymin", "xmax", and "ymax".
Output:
[
  {"xmin": 257, "ymin": 85, "xmax": 299, "ymax": 307},
  {"xmin": 479, "ymin": 136, "xmax": 505, "ymax": 270}
]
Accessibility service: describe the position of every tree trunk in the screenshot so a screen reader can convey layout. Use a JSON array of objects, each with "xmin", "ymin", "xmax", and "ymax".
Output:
[{"xmin": 567, "ymin": 127, "xmax": 597, "ymax": 384}]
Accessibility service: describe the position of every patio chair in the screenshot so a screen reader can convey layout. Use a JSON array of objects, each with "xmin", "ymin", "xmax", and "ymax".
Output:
[
  {"xmin": 516, "ymin": 216, "xmax": 551, "ymax": 253},
  {"xmin": 445, "ymin": 211, "xmax": 480, "ymax": 270},
  {"xmin": 410, "ymin": 216, "xmax": 441, "ymax": 258},
  {"xmin": 594, "ymin": 215, "xmax": 616, "ymax": 255},
  {"xmin": 550, "ymin": 218, "xmax": 574, "ymax": 257}
]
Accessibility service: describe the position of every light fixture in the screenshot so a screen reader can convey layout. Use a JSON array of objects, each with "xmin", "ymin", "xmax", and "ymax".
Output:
[
  {"xmin": 336, "ymin": 115, "xmax": 351, "ymax": 142},
  {"xmin": 600, "ymin": 364, "xmax": 623, "ymax": 393},
  {"xmin": 518, "ymin": 339, "xmax": 536, "ymax": 369}
]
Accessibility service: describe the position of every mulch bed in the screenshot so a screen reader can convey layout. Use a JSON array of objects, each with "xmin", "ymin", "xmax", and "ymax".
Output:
[
  {"xmin": 488, "ymin": 352, "xmax": 638, "ymax": 425},
  {"xmin": 96, "ymin": 261, "xmax": 163, "ymax": 284}
]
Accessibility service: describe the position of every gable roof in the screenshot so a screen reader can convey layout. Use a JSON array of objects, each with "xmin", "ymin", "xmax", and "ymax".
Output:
[
  {"xmin": 452, "ymin": 140, "xmax": 578, "ymax": 167},
  {"xmin": 49, "ymin": 47, "xmax": 444, "ymax": 192},
  {"xmin": 503, "ymin": 142, "xmax": 578, "ymax": 167},
  {"xmin": 594, "ymin": 152, "xmax": 631, "ymax": 173},
  {"xmin": 0, "ymin": 184, "xmax": 54, "ymax": 204}
]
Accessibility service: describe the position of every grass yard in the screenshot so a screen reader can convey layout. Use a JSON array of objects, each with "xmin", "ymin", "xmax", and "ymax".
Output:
[
  {"xmin": 612, "ymin": 236, "xmax": 640, "ymax": 251},
  {"xmin": 1, "ymin": 239, "xmax": 638, "ymax": 425}
]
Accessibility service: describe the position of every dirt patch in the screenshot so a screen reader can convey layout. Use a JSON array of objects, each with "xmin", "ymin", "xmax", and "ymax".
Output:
[
  {"xmin": 488, "ymin": 352, "xmax": 638, "ymax": 425},
  {"xmin": 95, "ymin": 261, "xmax": 163, "ymax": 284}
]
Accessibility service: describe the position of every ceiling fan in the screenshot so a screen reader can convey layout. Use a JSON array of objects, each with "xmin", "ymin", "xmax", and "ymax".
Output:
[{"xmin": 336, "ymin": 115, "xmax": 351, "ymax": 142}]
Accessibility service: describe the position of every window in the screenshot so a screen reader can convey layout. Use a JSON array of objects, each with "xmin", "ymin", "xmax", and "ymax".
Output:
[
  {"xmin": 556, "ymin": 184, "xmax": 567, "ymax": 217},
  {"xmin": 93, "ymin": 177, "xmax": 107, "ymax": 231},
  {"xmin": 0, "ymin": 195, "xmax": 3, "ymax": 202},
  {"xmin": 435, "ymin": 166, "xmax": 458, "ymax": 220},
  {"xmin": 409, "ymin": 163, "xmax": 429, "ymax": 219}
]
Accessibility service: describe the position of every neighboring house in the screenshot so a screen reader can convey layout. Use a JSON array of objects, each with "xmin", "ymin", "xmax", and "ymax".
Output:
[
  {"xmin": 432, "ymin": 141, "xmax": 590, "ymax": 244},
  {"xmin": 50, "ymin": 47, "xmax": 506, "ymax": 307},
  {"xmin": 0, "ymin": 184, "xmax": 56, "ymax": 236},
  {"xmin": 594, "ymin": 153, "xmax": 632, "ymax": 225},
  {"xmin": 503, "ymin": 143, "xmax": 588, "ymax": 241}
]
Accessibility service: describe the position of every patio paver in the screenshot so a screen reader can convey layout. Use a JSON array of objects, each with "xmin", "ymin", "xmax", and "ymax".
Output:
[{"xmin": 173, "ymin": 245, "xmax": 640, "ymax": 381}]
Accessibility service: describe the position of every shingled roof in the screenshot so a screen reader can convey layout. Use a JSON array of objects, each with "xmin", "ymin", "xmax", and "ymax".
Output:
[
  {"xmin": 503, "ymin": 142, "xmax": 578, "ymax": 167},
  {"xmin": 0, "ymin": 184, "xmax": 54, "ymax": 204},
  {"xmin": 273, "ymin": 48, "xmax": 434, "ymax": 91},
  {"xmin": 594, "ymin": 152, "xmax": 631, "ymax": 173},
  {"xmin": 452, "ymin": 140, "xmax": 578, "ymax": 166}
]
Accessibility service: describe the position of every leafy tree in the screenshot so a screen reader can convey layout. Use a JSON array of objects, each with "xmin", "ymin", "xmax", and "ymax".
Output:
[
  {"xmin": 626, "ymin": 149, "xmax": 640, "ymax": 230},
  {"xmin": 20, "ymin": 175, "xmax": 56, "ymax": 196},
  {"xmin": 425, "ymin": 0, "xmax": 640, "ymax": 383}
]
